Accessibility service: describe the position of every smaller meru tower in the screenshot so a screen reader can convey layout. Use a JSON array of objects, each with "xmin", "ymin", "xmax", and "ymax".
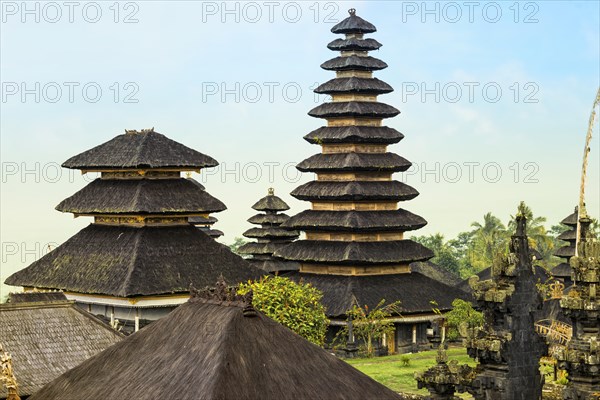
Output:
[
  {"xmin": 551, "ymin": 207, "xmax": 578, "ymax": 286},
  {"xmin": 6, "ymin": 128, "xmax": 263, "ymax": 331},
  {"xmin": 238, "ymin": 188, "xmax": 300, "ymax": 274}
]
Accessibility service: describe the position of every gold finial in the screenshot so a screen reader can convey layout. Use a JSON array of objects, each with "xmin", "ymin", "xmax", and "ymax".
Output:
[
  {"xmin": 0, "ymin": 345, "xmax": 21, "ymax": 400},
  {"xmin": 268, "ymin": 187, "xmax": 274, "ymax": 196},
  {"xmin": 348, "ymin": 8, "xmax": 356, "ymax": 16},
  {"xmin": 185, "ymin": 172, "xmax": 192, "ymax": 179},
  {"xmin": 549, "ymin": 280, "xmax": 565, "ymax": 299}
]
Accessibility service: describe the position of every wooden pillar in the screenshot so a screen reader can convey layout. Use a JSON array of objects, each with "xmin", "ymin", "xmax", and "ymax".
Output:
[
  {"xmin": 110, "ymin": 306, "xmax": 115, "ymax": 326},
  {"xmin": 412, "ymin": 324, "xmax": 417, "ymax": 344},
  {"xmin": 441, "ymin": 324, "xmax": 446, "ymax": 343},
  {"xmin": 134, "ymin": 309, "xmax": 140, "ymax": 332}
]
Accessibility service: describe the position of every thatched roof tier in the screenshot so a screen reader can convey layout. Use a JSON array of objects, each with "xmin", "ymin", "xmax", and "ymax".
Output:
[
  {"xmin": 554, "ymin": 245, "xmax": 576, "ymax": 258},
  {"xmin": 0, "ymin": 301, "xmax": 123, "ymax": 398},
  {"xmin": 321, "ymin": 55, "xmax": 387, "ymax": 71},
  {"xmin": 410, "ymin": 261, "xmax": 463, "ymax": 287},
  {"xmin": 7, "ymin": 291, "xmax": 67, "ymax": 303},
  {"xmin": 188, "ymin": 215, "xmax": 218, "ymax": 225},
  {"xmin": 297, "ymin": 152, "xmax": 411, "ymax": 173},
  {"xmin": 327, "ymin": 37, "xmax": 382, "ymax": 51},
  {"xmin": 557, "ymin": 229, "xmax": 576, "ymax": 241},
  {"xmin": 304, "ymin": 126, "xmax": 404, "ymax": 144},
  {"xmin": 560, "ymin": 209, "xmax": 578, "ymax": 227},
  {"xmin": 237, "ymin": 242, "xmax": 279, "ymax": 256},
  {"xmin": 331, "ymin": 9, "xmax": 377, "ymax": 34},
  {"xmin": 282, "ymin": 210, "xmax": 427, "ymax": 232},
  {"xmin": 551, "ymin": 262, "xmax": 572, "ymax": 279},
  {"xmin": 308, "ymin": 101, "xmax": 399, "ymax": 119},
  {"xmin": 30, "ymin": 299, "xmax": 401, "ymax": 400},
  {"xmin": 5, "ymin": 224, "xmax": 264, "ymax": 297},
  {"xmin": 287, "ymin": 272, "xmax": 468, "ymax": 317},
  {"xmin": 315, "ymin": 77, "xmax": 393, "ymax": 95},
  {"xmin": 250, "ymin": 259, "xmax": 301, "ymax": 273},
  {"xmin": 274, "ymin": 240, "xmax": 433, "ymax": 265},
  {"xmin": 62, "ymin": 129, "xmax": 218, "ymax": 170},
  {"xmin": 248, "ymin": 213, "xmax": 290, "ymax": 225},
  {"xmin": 56, "ymin": 178, "xmax": 226, "ymax": 215},
  {"xmin": 243, "ymin": 227, "xmax": 300, "ymax": 239},
  {"xmin": 188, "ymin": 178, "xmax": 206, "ymax": 190},
  {"xmin": 291, "ymin": 180, "xmax": 419, "ymax": 202},
  {"xmin": 251, "ymin": 192, "xmax": 290, "ymax": 211}
]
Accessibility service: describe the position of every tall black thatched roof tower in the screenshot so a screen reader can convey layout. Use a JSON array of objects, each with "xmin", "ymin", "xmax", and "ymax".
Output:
[
  {"xmin": 5, "ymin": 128, "xmax": 264, "ymax": 330},
  {"xmin": 238, "ymin": 188, "xmax": 300, "ymax": 274},
  {"xmin": 551, "ymin": 207, "xmax": 578, "ymax": 283},
  {"xmin": 274, "ymin": 10, "xmax": 467, "ymax": 350}
]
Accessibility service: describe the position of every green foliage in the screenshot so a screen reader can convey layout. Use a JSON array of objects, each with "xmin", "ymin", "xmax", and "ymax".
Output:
[
  {"xmin": 337, "ymin": 299, "xmax": 401, "ymax": 357},
  {"xmin": 400, "ymin": 355, "xmax": 411, "ymax": 367},
  {"xmin": 237, "ymin": 276, "xmax": 329, "ymax": 346},
  {"xmin": 228, "ymin": 237, "xmax": 249, "ymax": 257},
  {"xmin": 445, "ymin": 299, "xmax": 484, "ymax": 341},
  {"xmin": 411, "ymin": 234, "xmax": 461, "ymax": 277}
]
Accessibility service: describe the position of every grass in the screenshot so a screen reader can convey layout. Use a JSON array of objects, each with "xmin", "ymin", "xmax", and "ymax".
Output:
[{"xmin": 346, "ymin": 346, "xmax": 476, "ymax": 397}]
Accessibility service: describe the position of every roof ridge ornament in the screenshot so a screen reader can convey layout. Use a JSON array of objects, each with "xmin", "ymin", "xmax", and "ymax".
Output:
[
  {"xmin": 268, "ymin": 187, "xmax": 275, "ymax": 196},
  {"xmin": 125, "ymin": 127, "xmax": 155, "ymax": 135},
  {"xmin": 348, "ymin": 8, "xmax": 356, "ymax": 16},
  {"xmin": 189, "ymin": 276, "xmax": 257, "ymax": 316},
  {"xmin": 0, "ymin": 344, "xmax": 21, "ymax": 400}
]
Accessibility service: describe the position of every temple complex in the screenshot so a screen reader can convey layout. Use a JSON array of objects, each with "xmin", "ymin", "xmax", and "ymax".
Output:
[
  {"xmin": 238, "ymin": 188, "xmax": 300, "ymax": 273},
  {"xmin": 275, "ymin": 9, "xmax": 467, "ymax": 353},
  {"xmin": 5, "ymin": 128, "xmax": 264, "ymax": 332}
]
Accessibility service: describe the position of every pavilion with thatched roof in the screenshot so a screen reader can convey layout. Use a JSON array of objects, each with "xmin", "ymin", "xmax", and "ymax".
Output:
[
  {"xmin": 238, "ymin": 188, "xmax": 300, "ymax": 274},
  {"xmin": 30, "ymin": 279, "xmax": 401, "ymax": 400},
  {"xmin": 5, "ymin": 128, "xmax": 264, "ymax": 332},
  {"xmin": 274, "ymin": 10, "xmax": 468, "ymax": 353}
]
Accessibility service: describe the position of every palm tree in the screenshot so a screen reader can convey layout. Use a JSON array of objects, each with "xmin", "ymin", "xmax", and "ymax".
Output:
[{"xmin": 469, "ymin": 213, "xmax": 508, "ymax": 272}]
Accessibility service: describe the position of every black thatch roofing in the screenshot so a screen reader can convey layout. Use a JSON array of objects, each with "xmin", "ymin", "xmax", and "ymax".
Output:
[
  {"xmin": 274, "ymin": 240, "xmax": 433, "ymax": 265},
  {"xmin": 327, "ymin": 37, "xmax": 382, "ymax": 51},
  {"xmin": 30, "ymin": 300, "xmax": 401, "ymax": 400},
  {"xmin": 237, "ymin": 242, "xmax": 279, "ymax": 256},
  {"xmin": 321, "ymin": 55, "xmax": 387, "ymax": 71},
  {"xmin": 248, "ymin": 213, "xmax": 290, "ymax": 225},
  {"xmin": 554, "ymin": 245, "xmax": 576, "ymax": 258},
  {"xmin": 0, "ymin": 301, "xmax": 123, "ymax": 398},
  {"xmin": 315, "ymin": 77, "xmax": 393, "ymax": 95},
  {"xmin": 5, "ymin": 224, "xmax": 264, "ymax": 297},
  {"xmin": 297, "ymin": 152, "xmax": 411, "ymax": 172},
  {"xmin": 304, "ymin": 126, "xmax": 404, "ymax": 144},
  {"xmin": 308, "ymin": 101, "xmax": 399, "ymax": 118},
  {"xmin": 456, "ymin": 264, "xmax": 551, "ymax": 294},
  {"xmin": 561, "ymin": 209, "xmax": 578, "ymax": 226},
  {"xmin": 286, "ymin": 272, "xmax": 469, "ymax": 317},
  {"xmin": 331, "ymin": 9, "xmax": 376, "ymax": 34},
  {"xmin": 409, "ymin": 261, "xmax": 463, "ymax": 287},
  {"xmin": 551, "ymin": 262, "xmax": 572, "ymax": 278},
  {"xmin": 56, "ymin": 178, "xmax": 227, "ymax": 215},
  {"xmin": 282, "ymin": 210, "xmax": 427, "ymax": 232},
  {"xmin": 62, "ymin": 129, "xmax": 218, "ymax": 170},
  {"xmin": 251, "ymin": 191, "xmax": 290, "ymax": 211},
  {"xmin": 248, "ymin": 259, "xmax": 301, "ymax": 273},
  {"xmin": 189, "ymin": 215, "xmax": 218, "ymax": 225},
  {"xmin": 7, "ymin": 291, "xmax": 66, "ymax": 303},
  {"xmin": 557, "ymin": 229, "xmax": 576, "ymax": 241},
  {"xmin": 243, "ymin": 227, "xmax": 299, "ymax": 239},
  {"xmin": 291, "ymin": 180, "xmax": 419, "ymax": 202}
]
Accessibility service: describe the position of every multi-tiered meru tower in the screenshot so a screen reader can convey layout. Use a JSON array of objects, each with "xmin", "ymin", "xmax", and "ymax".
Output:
[
  {"xmin": 276, "ymin": 10, "xmax": 467, "ymax": 353},
  {"xmin": 551, "ymin": 207, "xmax": 578, "ymax": 286},
  {"xmin": 238, "ymin": 188, "xmax": 300, "ymax": 274},
  {"xmin": 6, "ymin": 128, "xmax": 263, "ymax": 332}
]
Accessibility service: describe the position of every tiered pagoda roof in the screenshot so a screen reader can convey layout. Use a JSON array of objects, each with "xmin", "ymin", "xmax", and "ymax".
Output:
[
  {"xmin": 186, "ymin": 177, "xmax": 224, "ymax": 238},
  {"xmin": 274, "ymin": 10, "xmax": 466, "ymax": 317},
  {"xmin": 238, "ymin": 188, "xmax": 300, "ymax": 273},
  {"xmin": 551, "ymin": 207, "xmax": 578, "ymax": 280},
  {"xmin": 6, "ymin": 128, "xmax": 263, "ymax": 297}
]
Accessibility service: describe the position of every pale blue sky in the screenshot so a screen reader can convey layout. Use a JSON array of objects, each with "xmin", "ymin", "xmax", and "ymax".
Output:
[{"xmin": 1, "ymin": 1, "xmax": 599, "ymax": 295}]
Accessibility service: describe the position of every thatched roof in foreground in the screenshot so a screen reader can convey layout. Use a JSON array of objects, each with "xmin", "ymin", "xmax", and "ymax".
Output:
[
  {"xmin": 297, "ymin": 152, "xmax": 411, "ymax": 173},
  {"xmin": 62, "ymin": 129, "xmax": 218, "ymax": 170},
  {"xmin": 247, "ymin": 259, "xmax": 301, "ymax": 273},
  {"xmin": 5, "ymin": 224, "xmax": 264, "ymax": 297},
  {"xmin": 327, "ymin": 37, "xmax": 382, "ymax": 51},
  {"xmin": 56, "ymin": 178, "xmax": 226, "ymax": 214},
  {"xmin": 291, "ymin": 180, "xmax": 419, "ymax": 202},
  {"xmin": 31, "ymin": 299, "xmax": 400, "ymax": 400},
  {"xmin": 304, "ymin": 126, "xmax": 404, "ymax": 144},
  {"xmin": 7, "ymin": 291, "xmax": 66, "ymax": 303},
  {"xmin": 282, "ymin": 210, "xmax": 427, "ymax": 232},
  {"xmin": 286, "ymin": 271, "xmax": 469, "ymax": 317},
  {"xmin": 275, "ymin": 240, "xmax": 433, "ymax": 265},
  {"xmin": 0, "ymin": 301, "xmax": 123, "ymax": 398},
  {"xmin": 308, "ymin": 101, "xmax": 399, "ymax": 119},
  {"xmin": 410, "ymin": 261, "xmax": 463, "ymax": 287}
]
